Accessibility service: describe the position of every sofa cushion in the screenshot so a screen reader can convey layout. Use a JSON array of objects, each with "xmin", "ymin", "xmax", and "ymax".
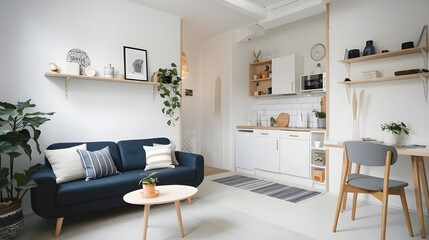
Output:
[
  {"xmin": 56, "ymin": 166, "xmax": 196, "ymax": 206},
  {"xmin": 46, "ymin": 142, "xmax": 122, "ymax": 170},
  {"xmin": 77, "ymin": 147, "xmax": 120, "ymax": 181},
  {"xmin": 144, "ymin": 145, "xmax": 175, "ymax": 170},
  {"xmin": 117, "ymin": 138, "xmax": 170, "ymax": 171},
  {"xmin": 44, "ymin": 144, "xmax": 87, "ymax": 184},
  {"xmin": 153, "ymin": 143, "xmax": 179, "ymax": 166}
]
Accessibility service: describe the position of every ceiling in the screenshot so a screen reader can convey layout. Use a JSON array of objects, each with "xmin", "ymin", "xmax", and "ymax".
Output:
[{"xmin": 130, "ymin": 0, "xmax": 328, "ymax": 44}]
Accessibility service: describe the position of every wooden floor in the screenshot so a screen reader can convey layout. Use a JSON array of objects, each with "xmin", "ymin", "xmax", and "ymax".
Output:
[{"xmin": 204, "ymin": 166, "xmax": 229, "ymax": 176}]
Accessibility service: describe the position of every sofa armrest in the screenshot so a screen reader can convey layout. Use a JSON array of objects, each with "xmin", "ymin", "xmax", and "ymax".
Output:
[
  {"xmin": 176, "ymin": 151, "xmax": 204, "ymax": 187},
  {"xmin": 30, "ymin": 165, "xmax": 58, "ymax": 219}
]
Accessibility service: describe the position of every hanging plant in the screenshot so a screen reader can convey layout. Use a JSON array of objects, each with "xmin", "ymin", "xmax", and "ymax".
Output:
[{"xmin": 157, "ymin": 63, "xmax": 182, "ymax": 126}]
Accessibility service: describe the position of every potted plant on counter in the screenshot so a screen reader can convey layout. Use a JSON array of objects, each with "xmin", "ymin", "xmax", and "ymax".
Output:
[
  {"xmin": 139, "ymin": 172, "xmax": 159, "ymax": 197},
  {"xmin": 312, "ymin": 109, "xmax": 326, "ymax": 128},
  {"xmin": 380, "ymin": 121, "xmax": 410, "ymax": 145},
  {"xmin": 0, "ymin": 99, "xmax": 54, "ymax": 239},
  {"xmin": 156, "ymin": 63, "xmax": 182, "ymax": 126}
]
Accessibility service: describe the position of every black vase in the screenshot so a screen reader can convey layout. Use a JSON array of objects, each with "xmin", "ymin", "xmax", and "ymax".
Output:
[{"xmin": 363, "ymin": 40, "xmax": 375, "ymax": 56}]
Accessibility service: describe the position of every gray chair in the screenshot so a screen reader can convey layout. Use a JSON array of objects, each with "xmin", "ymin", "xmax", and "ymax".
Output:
[{"xmin": 332, "ymin": 141, "xmax": 413, "ymax": 240}]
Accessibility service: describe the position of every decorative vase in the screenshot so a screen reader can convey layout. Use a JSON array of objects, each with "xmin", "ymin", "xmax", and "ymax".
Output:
[
  {"xmin": 317, "ymin": 118, "xmax": 326, "ymax": 128},
  {"xmin": 143, "ymin": 184, "xmax": 156, "ymax": 195},
  {"xmin": 0, "ymin": 199, "xmax": 24, "ymax": 240},
  {"xmin": 383, "ymin": 132, "xmax": 399, "ymax": 145},
  {"xmin": 363, "ymin": 40, "xmax": 375, "ymax": 56}
]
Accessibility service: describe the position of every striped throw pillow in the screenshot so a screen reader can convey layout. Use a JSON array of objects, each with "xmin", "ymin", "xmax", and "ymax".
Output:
[
  {"xmin": 77, "ymin": 147, "xmax": 119, "ymax": 181},
  {"xmin": 143, "ymin": 145, "xmax": 175, "ymax": 170}
]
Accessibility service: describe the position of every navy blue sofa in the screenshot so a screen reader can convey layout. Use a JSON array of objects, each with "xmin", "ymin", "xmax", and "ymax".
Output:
[{"xmin": 30, "ymin": 138, "xmax": 204, "ymax": 237}]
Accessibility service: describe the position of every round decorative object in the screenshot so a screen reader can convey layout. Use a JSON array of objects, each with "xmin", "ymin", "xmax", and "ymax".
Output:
[
  {"xmin": 49, "ymin": 63, "xmax": 59, "ymax": 72},
  {"xmin": 66, "ymin": 49, "xmax": 90, "ymax": 74},
  {"xmin": 0, "ymin": 200, "xmax": 24, "ymax": 240},
  {"xmin": 311, "ymin": 43, "xmax": 326, "ymax": 61},
  {"xmin": 84, "ymin": 66, "xmax": 96, "ymax": 77}
]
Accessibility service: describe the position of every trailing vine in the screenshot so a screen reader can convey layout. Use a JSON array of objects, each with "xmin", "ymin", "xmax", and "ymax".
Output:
[{"xmin": 157, "ymin": 63, "xmax": 182, "ymax": 126}]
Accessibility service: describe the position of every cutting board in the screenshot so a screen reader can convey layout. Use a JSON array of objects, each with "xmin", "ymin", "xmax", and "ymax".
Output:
[
  {"xmin": 276, "ymin": 113, "xmax": 290, "ymax": 127},
  {"xmin": 320, "ymin": 96, "xmax": 326, "ymax": 113}
]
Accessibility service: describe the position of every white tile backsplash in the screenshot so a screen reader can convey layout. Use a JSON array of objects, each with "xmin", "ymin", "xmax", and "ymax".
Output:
[{"xmin": 256, "ymin": 93, "xmax": 326, "ymax": 128}]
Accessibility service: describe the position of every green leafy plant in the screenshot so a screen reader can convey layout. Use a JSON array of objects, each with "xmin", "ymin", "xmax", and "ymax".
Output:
[
  {"xmin": 0, "ymin": 99, "xmax": 54, "ymax": 202},
  {"xmin": 312, "ymin": 109, "xmax": 326, "ymax": 119},
  {"xmin": 138, "ymin": 172, "xmax": 159, "ymax": 185},
  {"xmin": 157, "ymin": 63, "xmax": 182, "ymax": 126},
  {"xmin": 380, "ymin": 121, "xmax": 410, "ymax": 135}
]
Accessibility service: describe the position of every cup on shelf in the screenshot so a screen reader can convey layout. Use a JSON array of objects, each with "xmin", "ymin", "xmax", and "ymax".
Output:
[
  {"xmin": 65, "ymin": 62, "xmax": 79, "ymax": 75},
  {"xmin": 314, "ymin": 141, "xmax": 322, "ymax": 148}
]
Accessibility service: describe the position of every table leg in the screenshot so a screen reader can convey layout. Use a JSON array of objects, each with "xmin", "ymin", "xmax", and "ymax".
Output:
[
  {"xmin": 412, "ymin": 156, "xmax": 426, "ymax": 238},
  {"xmin": 187, "ymin": 197, "xmax": 192, "ymax": 205},
  {"xmin": 143, "ymin": 204, "xmax": 151, "ymax": 240},
  {"xmin": 175, "ymin": 200, "xmax": 185, "ymax": 237},
  {"xmin": 418, "ymin": 159, "xmax": 429, "ymax": 216}
]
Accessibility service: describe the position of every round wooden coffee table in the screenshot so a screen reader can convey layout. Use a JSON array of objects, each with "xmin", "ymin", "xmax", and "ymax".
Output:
[{"xmin": 123, "ymin": 185, "xmax": 198, "ymax": 240}]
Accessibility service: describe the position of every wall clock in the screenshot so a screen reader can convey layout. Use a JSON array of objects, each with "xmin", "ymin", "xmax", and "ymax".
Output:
[{"xmin": 311, "ymin": 43, "xmax": 326, "ymax": 61}]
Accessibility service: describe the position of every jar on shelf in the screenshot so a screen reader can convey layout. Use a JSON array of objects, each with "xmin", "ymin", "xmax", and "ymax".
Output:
[
  {"xmin": 104, "ymin": 64, "xmax": 114, "ymax": 78},
  {"xmin": 363, "ymin": 40, "xmax": 375, "ymax": 56}
]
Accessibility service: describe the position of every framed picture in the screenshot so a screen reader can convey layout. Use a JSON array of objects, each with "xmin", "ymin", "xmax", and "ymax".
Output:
[
  {"xmin": 123, "ymin": 46, "xmax": 148, "ymax": 81},
  {"xmin": 185, "ymin": 89, "xmax": 193, "ymax": 97}
]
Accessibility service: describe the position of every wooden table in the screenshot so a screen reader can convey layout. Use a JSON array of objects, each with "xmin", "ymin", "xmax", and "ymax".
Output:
[
  {"xmin": 123, "ymin": 185, "xmax": 198, "ymax": 240},
  {"xmin": 325, "ymin": 142, "xmax": 429, "ymax": 238}
]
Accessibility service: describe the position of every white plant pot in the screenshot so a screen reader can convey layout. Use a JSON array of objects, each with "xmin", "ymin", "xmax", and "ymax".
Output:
[{"xmin": 383, "ymin": 132, "xmax": 399, "ymax": 145}]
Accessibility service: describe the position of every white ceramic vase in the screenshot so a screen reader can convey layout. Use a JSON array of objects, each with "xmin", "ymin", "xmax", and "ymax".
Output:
[{"xmin": 383, "ymin": 132, "xmax": 399, "ymax": 145}]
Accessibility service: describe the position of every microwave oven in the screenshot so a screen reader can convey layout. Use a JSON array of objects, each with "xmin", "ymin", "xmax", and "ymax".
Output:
[{"xmin": 300, "ymin": 73, "xmax": 326, "ymax": 92}]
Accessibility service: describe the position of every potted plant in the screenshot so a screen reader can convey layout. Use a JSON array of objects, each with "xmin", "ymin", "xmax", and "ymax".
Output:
[
  {"xmin": 380, "ymin": 121, "xmax": 410, "ymax": 145},
  {"xmin": 139, "ymin": 172, "xmax": 159, "ymax": 196},
  {"xmin": 312, "ymin": 109, "xmax": 326, "ymax": 128},
  {"xmin": 0, "ymin": 99, "xmax": 54, "ymax": 239},
  {"xmin": 157, "ymin": 63, "xmax": 182, "ymax": 126}
]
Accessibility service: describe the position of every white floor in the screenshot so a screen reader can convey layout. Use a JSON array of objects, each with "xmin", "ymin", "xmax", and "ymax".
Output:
[{"xmin": 20, "ymin": 172, "xmax": 426, "ymax": 240}]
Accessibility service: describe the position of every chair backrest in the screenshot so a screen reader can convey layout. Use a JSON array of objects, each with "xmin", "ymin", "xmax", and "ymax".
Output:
[{"xmin": 344, "ymin": 141, "xmax": 398, "ymax": 166}]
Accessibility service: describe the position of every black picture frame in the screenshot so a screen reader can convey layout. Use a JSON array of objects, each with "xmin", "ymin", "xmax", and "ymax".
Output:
[{"xmin": 123, "ymin": 46, "xmax": 148, "ymax": 81}]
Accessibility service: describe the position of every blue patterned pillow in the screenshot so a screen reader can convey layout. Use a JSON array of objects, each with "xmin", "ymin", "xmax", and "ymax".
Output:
[{"xmin": 77, "ymin": 147, "xmax": 119, "ymax": 181}]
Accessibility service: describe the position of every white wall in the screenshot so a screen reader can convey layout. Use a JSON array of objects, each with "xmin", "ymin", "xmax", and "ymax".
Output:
[
  {"xmin": 328, "ymin": 0, "xmax": 429, "ymax": 212},
  {"xmin": 0, "ymin": 0, "xmax": 180, "ymax": 213}
]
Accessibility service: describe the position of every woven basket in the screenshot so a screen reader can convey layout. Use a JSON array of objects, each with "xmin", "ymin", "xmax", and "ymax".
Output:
[{"xmin": 0, "ymin": 199, "xmax": 24, "ymax": 240}]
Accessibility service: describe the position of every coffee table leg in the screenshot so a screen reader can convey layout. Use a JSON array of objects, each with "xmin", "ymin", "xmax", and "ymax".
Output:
[
  {"xmin": 175, "ymin": 200, "xmax": 185, "ymax": 237},
  {"xmin": 143, "ymin": 204, "xmax": 151, "ymax": 240}
]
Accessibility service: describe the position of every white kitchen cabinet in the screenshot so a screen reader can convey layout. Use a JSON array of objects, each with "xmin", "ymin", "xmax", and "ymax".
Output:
[
  {"xmin": 279, "ymin": 131, "xmax": 310, "ymax": 178},
  {"xmin": 235, "ymin": 129, "xmax": 255, "ymax": 172},
  {"xmin": 253, "ymin": 130, "xmax": 280, "ymax": 173},
  {"xmin": 272, "ymin": 54, "xmax": 304, "ymax": 95}
]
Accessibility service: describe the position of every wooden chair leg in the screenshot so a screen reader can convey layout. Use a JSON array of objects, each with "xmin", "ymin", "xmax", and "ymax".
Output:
[
  {"xmin": 55, "ymin": 217, "xmax": 64, "ymax": 238},
  {"xmin": 381, "ymin": 194, "xmax": 388, "ymax": 240},
  {"xmin": 341, "ymin": 192, "xmax": 347, "ymax": 212},
  {"xmin": 332, "ymin": 187, "xmax": 345, "ymax": 232},
  {"xmin": 399, "ymin": 189, "xmax": 414, "ymax": 237},
  {"xmin": 351, "ymin": 193, "xmax": 358, "ymax": 220}
]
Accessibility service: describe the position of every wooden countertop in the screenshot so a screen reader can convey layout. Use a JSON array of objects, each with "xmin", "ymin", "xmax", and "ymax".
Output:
[{"xmin": 236, "ymin": 125, "xmax": 326, "ymax": 132}]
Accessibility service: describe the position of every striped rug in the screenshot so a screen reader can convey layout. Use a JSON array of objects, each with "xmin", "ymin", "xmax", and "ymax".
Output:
[{"xmin": 212, "ymin": 175, "xmax": 321, "ymax": 203}]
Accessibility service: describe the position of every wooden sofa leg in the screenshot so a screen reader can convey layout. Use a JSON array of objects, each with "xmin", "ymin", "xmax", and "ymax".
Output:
[{"xmin": 55, "ymin": 217, "xmax": 64, "ymax": 238}]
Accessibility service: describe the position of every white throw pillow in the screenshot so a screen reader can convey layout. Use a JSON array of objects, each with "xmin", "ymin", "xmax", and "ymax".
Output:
[
  {"xmin": 153, "ymin": 143, "xmax": 179, "ymax": 166},
  {"xmin": 44, "ymin": 144, "xmax": 87, "ymax": 184},
  {"xmin": 143, "ymin": 145, "xmax": 175, "ymax": 170}
]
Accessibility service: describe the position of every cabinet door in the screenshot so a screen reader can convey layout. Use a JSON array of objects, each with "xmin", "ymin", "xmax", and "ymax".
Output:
[
  {"xmin": 235, "ymin": 130, "xmax": 254, "ymax": 170},
  {"xmin": 253, "ymin": 131, "xmax": 280, "ymax": 173},
  {"xmin": 272, "ymin": 55, "xmax": 304, "ymax": 94},
  {"xmin": 280, "ymin": 132, "xmax": 310, "ymax": 178}
]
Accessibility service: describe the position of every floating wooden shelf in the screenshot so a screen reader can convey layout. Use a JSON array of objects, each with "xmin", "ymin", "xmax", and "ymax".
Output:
[
  {"xmin": 249, "ymin": 77, "xmax": 272, "ymax": 82},
  {"xmin": 339, "ymin": 72, "xmax": 429, "ymax": 85},
  {"xmin": 44, "ymin": 72, "xmax": 157, "ymax": 85},
  {"xmin": 339, "ymin": 46, "xmax": 429, "ymax": 64},
  {"xmin": 45, "ymin": 72, "xmax": 158, "ymax": 100},
  {"xmin": 249, "ymin": 60, "xmax": 272, "ymax": 66}
]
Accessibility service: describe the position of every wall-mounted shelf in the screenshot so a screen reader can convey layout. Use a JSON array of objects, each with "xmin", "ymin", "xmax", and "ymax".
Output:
[
  {"xmin": 249, "ymin": 60, "xmax": 272, "ymax": 96},
  {"xmin": 249, "ymin": 77, "xmax": 271, "ymax": 82},
  {"xmin": 45, "ymin": 72, "xmax": 158, "ymax": 99},
  {"xmin": 338, "ymin": 45, "xmax": 429, "ymax": 102},
  {"xmin": 339, "ymin": 46, "xmax": 429, "ymax": 64}
]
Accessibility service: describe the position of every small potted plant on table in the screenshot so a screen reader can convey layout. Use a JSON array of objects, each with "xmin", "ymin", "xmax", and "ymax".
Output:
[
  {"xmin": 139, "ymin": 172, "xmax": 159, "ymax": 197},
  {"xmin": 380, "ymin": 121, "xmax": 410, "ymax": 145}
]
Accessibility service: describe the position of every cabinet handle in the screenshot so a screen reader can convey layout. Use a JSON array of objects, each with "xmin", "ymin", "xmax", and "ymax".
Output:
[
  {"xmin": 291, "ymin": 82, "xmax": 294, "ymax": 91},
  {"xmin": 260, "ymin": 132, "xmax": 269, "ymax": 135},
  {"xmin": 289, "ymin": 134, "xmax": 299, "ymax": 137},
  {"xmin": 276, "ymin": 140, "xmax": 279, "ymax": 150}
]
